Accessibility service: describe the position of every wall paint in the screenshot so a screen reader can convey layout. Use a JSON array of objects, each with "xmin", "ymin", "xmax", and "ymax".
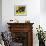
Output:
[
  {"xmin": 40, "ymin": 0, "xmax": 46, "ymax": 13},
  {"xmin": 2, "ymin": 0, "xmax": 40, "ymax": 31}
]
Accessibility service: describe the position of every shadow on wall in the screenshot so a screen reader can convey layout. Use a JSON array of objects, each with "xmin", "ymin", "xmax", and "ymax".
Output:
[
  {"xmin": 40, "ymin": 0, "xmax": 46, "ymax": 13},
  {"xmin": 0, "ymin": 0, "xmax": 2, "ymax": 32},
  {"xmin": 0, "ymin": 16, "xmax": 2, "ymax": 32}
]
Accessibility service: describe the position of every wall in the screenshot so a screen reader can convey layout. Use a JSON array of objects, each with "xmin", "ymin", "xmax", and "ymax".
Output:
[
  {"xmin": 0, "ymin": 0, "xmax": 2, "ymax": 32},
  {"xmin": 2, "ymin": 0, "xmax": 40, "ymax": 30},
  {"xmin": 2, "ymin": 0, "xmax": 46, "ymax": 46},
  {"xmin": 40, "ymin": 0, "xmax": 46, "ymax": 32},
  {"xmin": 40, "ymin": 0, "xmax": 46, "ymax": 13}
]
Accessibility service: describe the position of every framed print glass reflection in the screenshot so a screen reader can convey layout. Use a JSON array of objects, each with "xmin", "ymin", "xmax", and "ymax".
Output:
[{"xmin": 15, "ymin": 5, "xmax": 26, "ymax": 16}]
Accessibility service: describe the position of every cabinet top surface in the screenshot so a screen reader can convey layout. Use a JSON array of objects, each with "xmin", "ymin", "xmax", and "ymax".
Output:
[{"xmin": 7, "ymin": 23, "xmax": 34, "ymax": 25}]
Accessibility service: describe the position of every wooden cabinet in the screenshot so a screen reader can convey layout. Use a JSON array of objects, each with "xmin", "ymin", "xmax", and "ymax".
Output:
[{"xmin": 7, "ymin": 23, "xmax": 34, "ymax": 46}]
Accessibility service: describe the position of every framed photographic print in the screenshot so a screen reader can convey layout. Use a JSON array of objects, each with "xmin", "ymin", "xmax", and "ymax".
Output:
[{"xmin": 15, "ymin": 5, "xmax": 26, "ymax": 16}]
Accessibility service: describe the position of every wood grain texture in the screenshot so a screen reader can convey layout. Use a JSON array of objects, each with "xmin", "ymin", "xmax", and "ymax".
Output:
[{"xmin": 7, "ymin": 23, "xmax": 34, "ymax": 46}]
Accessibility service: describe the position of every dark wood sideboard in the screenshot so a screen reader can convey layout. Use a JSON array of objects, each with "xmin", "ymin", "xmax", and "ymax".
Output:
[{"xmin": 7, "ymin": 23, "xmax": 34, "ymax": 46}]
